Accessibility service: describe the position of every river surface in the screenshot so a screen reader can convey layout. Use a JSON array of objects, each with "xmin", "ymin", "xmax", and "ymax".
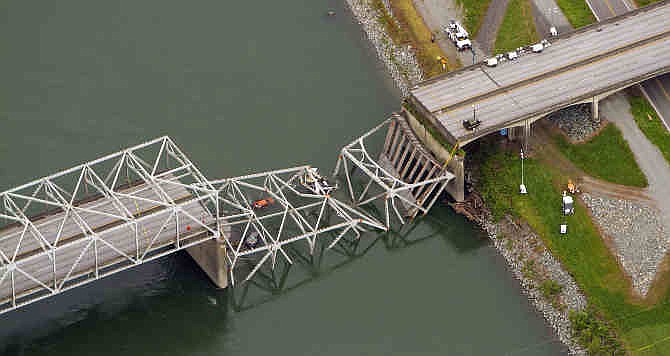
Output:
[{"xmin": 0, "ymin": 0, "xmax": 564, "ymax": 354}]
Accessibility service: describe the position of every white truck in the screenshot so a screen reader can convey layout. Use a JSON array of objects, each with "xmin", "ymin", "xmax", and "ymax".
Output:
[{"xmin": 443, "ymin": 20, "xmax": 471, "ymax": 51}]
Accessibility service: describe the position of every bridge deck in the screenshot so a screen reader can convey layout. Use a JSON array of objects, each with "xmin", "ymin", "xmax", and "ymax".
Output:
[
  {"xmin": 0, "ymin": 175, "xmax": 215, "ymax": 305},
  {"xmin": 410, "ymin": 1, "xmax": 670, "ymax": 144}
]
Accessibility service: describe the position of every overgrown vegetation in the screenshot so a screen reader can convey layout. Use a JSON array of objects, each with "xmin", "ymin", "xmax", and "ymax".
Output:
[
  {"xmin": 555, "ymin": 0, "xmax": 596, "ymax": 28},
  {"xmin": 494, "ymin": 0, "xmax": 538, "ymax": 53},
  {"xmin": 372, "ymin": 0, "xmax": 453, "ymax": 77},
  {"xmin": 553, "ymin": 123, "xmax": 648, "ymax": 187},
  {"xmin": 635, "ymin": 0, "xmax": 661, "ymax": 7},
  {"xmin": 629, "ymin": 94, "xmax": 670, "ymax": 166},
  {"xmin": 454, "ymin": 0, "xmax": 493, "ymax": 36},
  {"xmin": 540, "ymin": 279, "xmax": 563, "ymax": 307},
  {"xmin": 570, "ymin": 309, "xmax": 623, "ymax": 354},
  {"xmin": 476, "ymin": 141, "xmax": 670, "ymax": 354}
]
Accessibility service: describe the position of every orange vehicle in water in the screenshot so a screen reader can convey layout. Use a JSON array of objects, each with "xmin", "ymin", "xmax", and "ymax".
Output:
[{"xmin": 252, "ymin": 197, "xmax": 275, "ymax": 209}]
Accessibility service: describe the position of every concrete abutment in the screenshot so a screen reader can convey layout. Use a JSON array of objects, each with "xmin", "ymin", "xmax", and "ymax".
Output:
[{"xmin": 186, "ymin": 239, "xmax": 229, "ymax": 288}]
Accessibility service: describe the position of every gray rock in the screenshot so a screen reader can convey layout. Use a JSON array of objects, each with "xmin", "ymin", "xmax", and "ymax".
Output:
[
  {"xmin": 581, "ymin": 193, "xmax": 669, "ymax": 296},
  {"xmin": 546, "ymin": 105, "xmax": 601, "ymax": 142}
]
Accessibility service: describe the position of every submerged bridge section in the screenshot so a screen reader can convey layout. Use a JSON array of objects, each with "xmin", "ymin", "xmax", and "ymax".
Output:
[
  {"xmin": 0, "ymin": 115, "xmax": 456, "ymax": 315},
  {"xmin": 409, "ymin": 1, "xmax": 670, "ymax": 146}
]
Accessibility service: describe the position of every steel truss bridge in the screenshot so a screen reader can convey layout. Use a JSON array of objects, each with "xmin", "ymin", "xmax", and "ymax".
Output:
[{"xmin": 0, "ymin": 117, "xmax": 453, "ymax": 316}]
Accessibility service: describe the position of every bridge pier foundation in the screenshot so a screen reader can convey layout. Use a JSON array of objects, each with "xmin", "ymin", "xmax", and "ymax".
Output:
[{"xmin": 186, "ymin": 239, "xmax": 228, "ymax": 288}]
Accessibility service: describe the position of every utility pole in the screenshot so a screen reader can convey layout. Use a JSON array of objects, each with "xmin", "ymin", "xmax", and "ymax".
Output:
[{"xmin": 520, "ymin": 148, "xmax": 527, "ymax": 194}]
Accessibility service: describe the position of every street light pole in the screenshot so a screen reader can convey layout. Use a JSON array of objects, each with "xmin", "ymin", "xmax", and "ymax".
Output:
[{"xmin": 520, "ymin": 148, "xmax": 527, "ymax": 194}]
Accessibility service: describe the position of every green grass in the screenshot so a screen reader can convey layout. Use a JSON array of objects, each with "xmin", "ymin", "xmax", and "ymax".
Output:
[
  {"xmin": 629, "ymin": 95, "xmax": 670, "ymax": 166},
  {"xmin": 635, "ymin": 0, "xmax": 661, "ymax": 7},
  {"xmin": 555, "ymin": 0, "xmax": 596, "ymax": 28},
  {"xmin": 553, "ymin": 123, "xmax": 648, "ymax": 187},
  {"xmin": 477, "ymin": 144, "xmax": 670, "ymax": 354},
  {"xmin": 455, "ymin": 0, "xmax": 493, "ymax": 36},
  {"xmin": 371, "ymin": 0, "xmax": 451, "ymax": 77},
  {"xmin": 494, "ymin": 0, "xmax": 538, "ymax": 53}
]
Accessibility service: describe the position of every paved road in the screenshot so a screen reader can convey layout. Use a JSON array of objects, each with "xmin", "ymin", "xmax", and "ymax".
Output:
[
  {"xmin": 600, "ymin": 92, "xmax": 670, "ymax": 240},
  {"xmin": 0, "ymin": 177, "xmax": 214, "ymax": 307},
  {"xmin": 475, "ymin": 0, "xmax": 510, "ymax": 55},
  {"xmin": 639, "ymin": 69, "xmax": 670, "ymax": 131},
  {"xmin": 586, "ymin": 0, "xmax": 670, "ymax": 131},
  {"xmin": 530, "ymin": 0, "xmax": 573, "ymax": 36},
  {"xmin": 411, "ymin": 3, "xmax": 670, "ymax": 144},
  {"xmin": 412, "ymin": 0, "xmax": 486, "ymax": 67},
  {"xmin": 585, "ymin": 0, "xmax": 634, "ymax": 19}
]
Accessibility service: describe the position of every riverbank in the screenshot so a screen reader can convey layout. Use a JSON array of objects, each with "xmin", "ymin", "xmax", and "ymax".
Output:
[
  {"xmin": 345, "ymin": 0, "xmax": 423, "ymax": 97},
  {"xmin": 346, "ymin": 1, "xmax": 588, "ymax": 351}
]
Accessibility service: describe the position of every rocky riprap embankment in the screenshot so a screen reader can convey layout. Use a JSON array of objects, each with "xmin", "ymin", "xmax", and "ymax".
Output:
[
  {"xmin": 546, "ymin": 105, "xmax": 602, "ymax": 142},
  {"xmin": 481, "ymin": 214, "xmax": 587, "ymax": 355},
  {"xmin": 344, "ymin": 0, "xmax": 423, "ymax": 97},
  {"xmin": 581, "ymin": 193, "xmax": 669, "ymax": 296}
]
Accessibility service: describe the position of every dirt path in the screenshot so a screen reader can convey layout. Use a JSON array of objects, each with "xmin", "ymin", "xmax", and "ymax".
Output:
[
  {"xmin": 532, "ymin": 121, "xmax": 653, "ymax": 205},
  {"xmin": 475, "ymin": 0, "xmax": 509, "ymax": 55}
]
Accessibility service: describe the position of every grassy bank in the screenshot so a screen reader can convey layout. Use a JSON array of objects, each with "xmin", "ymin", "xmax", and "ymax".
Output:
[
  {"xmin": 553, "ymin": 123, "xmax": 648, "ymax": 187},
  {"xmin": 635, "ymin": 0, "xmax": 661, "ymax": 7},
  {"xmin": 477, "ymin": 141, "xmax": 670, "ymax": 354},
  {"xmin": 494, "ymin": 0, "xmax": 538, "ymax": 53},
  {"xmin": 629, "ymin": 95, "xmax": 670, "ymax": 166},
  {"xmin": 455, "ymin": 0, "xmax": 493, "ymax": 36},
  {"xmin": 556, "ymin": 0, "xmax": 596, "ymax": 28},
  {"xmin": 373, "ymin": 0, "xmax": 452, "ymax": 77}
]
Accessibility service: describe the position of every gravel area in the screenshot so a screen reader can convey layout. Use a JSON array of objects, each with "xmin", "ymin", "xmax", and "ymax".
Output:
[
  {"xmin": 581, "ymin": 193, "xmax": 669, "ymax": 296},
  {"xmin": 546, "ymin": 104, "xmax": 602, "ymax": 142},
  {"xmin": 480, "ymin": 214, "xmax": 587, "ymax": 355},
  {"xmin": 345, "ymin": 0, "xmax": 423, "ymax": 97}
]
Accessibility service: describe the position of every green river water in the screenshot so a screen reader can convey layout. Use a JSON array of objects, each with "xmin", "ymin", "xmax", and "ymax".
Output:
[{"xmin": 0, "ymin": 0, "xmax": 564, "ymax": 354}]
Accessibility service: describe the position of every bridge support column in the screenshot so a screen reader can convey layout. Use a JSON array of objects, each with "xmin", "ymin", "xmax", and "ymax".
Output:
[
  {"xmin": 592, "ymin": 96, "xmax": 600, "ymax": 122},
  {"xmin": 186, "ymin": 239, "xmax": 228, "ymax": 288},
  {"xmin": 445, "ymin": 155, "xmax": 465, "ymax": 202}
]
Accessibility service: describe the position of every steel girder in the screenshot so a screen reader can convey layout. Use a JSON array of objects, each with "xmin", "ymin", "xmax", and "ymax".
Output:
[
  {"xmin": 333, "ymin": 117, "xmax": 454, "ymax": 228},
  {"xmin": 208, "ymin": 166, "xmax": 386, "ymax": 286},
  {"xmin": 0, "ymin": 136, "xmax": 221, "ymax": 315}
]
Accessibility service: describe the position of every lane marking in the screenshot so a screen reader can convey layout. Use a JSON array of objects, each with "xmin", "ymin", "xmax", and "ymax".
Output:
[
  {"xmin": 585, "ymin": 0, "xmax": 602, "ymax": 21},
  {"xmin": 604, "ymin": 0, "xmax": 618, "ymax": 17},
  {"xmin": 654, "ymin": 78, "xmax": 670, "ymax": 131},
  {"xmin": 433, "ymin": 30, "xmax": 670, "ymax": 115},
  {"xmin": 639, "ymin": 83, "xmax": 670, "ymax": 131}
]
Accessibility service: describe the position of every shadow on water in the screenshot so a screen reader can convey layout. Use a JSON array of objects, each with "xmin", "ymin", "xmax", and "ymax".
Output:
[
  {"xmin": 230, "ymin": 200, "xmax": 488, "ymax": 311},
  {"xmin": 0, "ymin": 198, "xmax": 491, "ymax": 355},
  {"xmin": 0, "ymin": 253, "xmax": 230, "ymax": 356}
]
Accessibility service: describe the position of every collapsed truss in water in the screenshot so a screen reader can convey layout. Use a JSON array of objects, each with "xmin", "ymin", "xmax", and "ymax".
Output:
[
  {"xmin": 208, "ymin": 166, "xmax": 386, "ymax": 286},
  {"xmin": 333, "ymin": 115, "xmax": 455, "ymax": 229}
]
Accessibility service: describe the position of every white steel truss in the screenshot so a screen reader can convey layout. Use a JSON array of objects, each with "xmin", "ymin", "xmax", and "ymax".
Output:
[
  {"xmin": 208, "ymin": 166, "xmax": 386, "ymax": 286},
  {"xmin": 0, "ymin": 136, "xmax": 221, "ymax": 315},
  {"xmin": 0, "ymin": 117, "xmax": 450, "ymax": 315},
  {"xmin": 333, "ymin": 116, "xmax": 455, "ymax": 228}
]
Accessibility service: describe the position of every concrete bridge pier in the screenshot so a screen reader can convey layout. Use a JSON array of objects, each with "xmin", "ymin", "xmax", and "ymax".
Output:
[
  {"xmin": 593, "ymin": 96, "xmax": 600, "ymax": 122},
  {"xmin": 186, "ymin": 237, "xmax": 229, "ymax": 288}
]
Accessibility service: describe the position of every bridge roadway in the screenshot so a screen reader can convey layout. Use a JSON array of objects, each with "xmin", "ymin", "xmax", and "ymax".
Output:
[
  {"xmin": 0, "ymin": 174, "xmax": 215, "ymax": 308},
  {"xmin": 586, "ymin": 0, "xmax": 670, "ymax": 131},
  {"xmin": 409, "ymin": 1, "xmax": 670, "ymax": 145}
]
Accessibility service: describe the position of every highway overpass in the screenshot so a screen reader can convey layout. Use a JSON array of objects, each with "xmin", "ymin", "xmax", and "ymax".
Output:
[{"xmin": 408, "ymin": 0, "xmax": 670, "ymax": 146}]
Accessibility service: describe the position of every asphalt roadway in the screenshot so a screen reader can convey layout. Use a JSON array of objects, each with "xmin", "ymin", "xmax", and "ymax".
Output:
[
  {"xmin": 586, "ymin": 0, "xmax": 670, "ymax": 131},
  {"xmin": 411, "ymin": 2, "xmax": 670, "ymax": 144},
  {"xmin": 0, "ymin": 177, "xmax": 214, "ymax": 309}
]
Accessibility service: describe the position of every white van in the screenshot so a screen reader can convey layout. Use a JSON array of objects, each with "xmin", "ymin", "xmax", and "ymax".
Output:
[{"xmin": 456, "ymin": 39, "xmax": 472, "ymax": 51}]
